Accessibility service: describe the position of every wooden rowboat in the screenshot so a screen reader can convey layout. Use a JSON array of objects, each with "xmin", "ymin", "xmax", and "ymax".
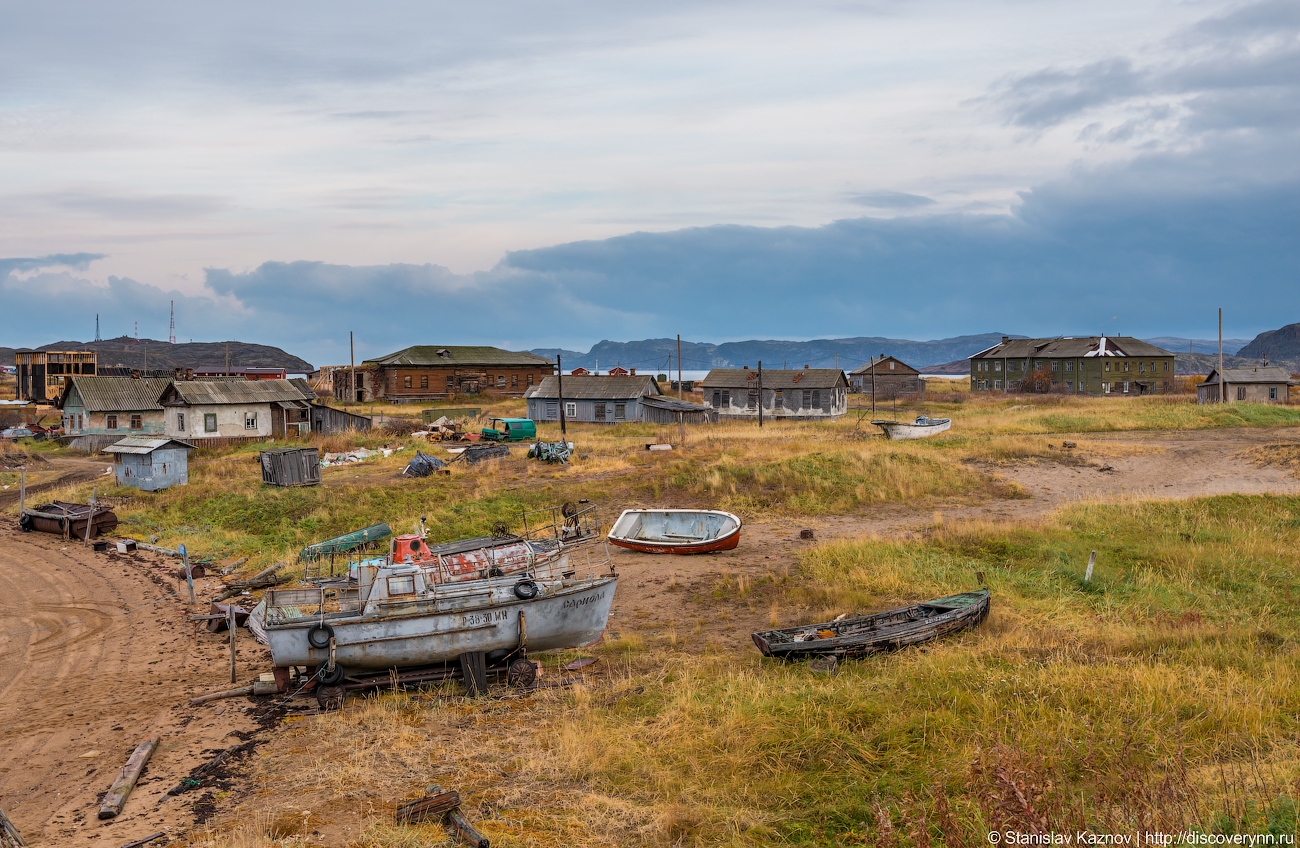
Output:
[
  {"xmin": 751, "ymin": 590, "xmax": 990, "ymax": 658},
  {"xmin": 872, "ymin": 415, "xmax": 952, "ymax": 440},
  {"xmin": 607, "ymin": 509, "xmax": 741, "ymax": 554},
  {"xmin": 19, "ymin": 501, "xmax": 119, "ymax": 538}
]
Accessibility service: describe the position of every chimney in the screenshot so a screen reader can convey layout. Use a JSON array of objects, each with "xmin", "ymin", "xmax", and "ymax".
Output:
[
  {"xmin": 630, "ymin": 367, "xmax": 636, "ymax": 375},
  {"xmin": 1002, "ymin": 336, "xmax": 1010, "ymax": 344},
  {"xmin": 185, "ymin": 368, "xmax": 194, "ymax": 381},
  {"xmin": 743, "ymin": 365, "xmax": 749, "ymax": 370}
]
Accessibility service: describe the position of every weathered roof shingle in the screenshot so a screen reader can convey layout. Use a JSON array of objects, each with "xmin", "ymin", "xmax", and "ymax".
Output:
[
  {"xmin": 971, "ymin": 337, "xmax": 1174, "ymax": 359},
  {"xmin": 59, "ymin": 377, "xmax": 172, "ymax": 412},
  {"xmin": 528, "ymin": 375, "xmax": 661, "ymax": 400},
  {"xmin": 164, "ymin": 378, "xmax": 316, "ymax": 406},
  {"xmin": 363, "ymin": 346, "xmax": 554, "ymax": 368},
  {"xmin": 700, "ymin": 369, "xmax": 847, "ymax": 390}
]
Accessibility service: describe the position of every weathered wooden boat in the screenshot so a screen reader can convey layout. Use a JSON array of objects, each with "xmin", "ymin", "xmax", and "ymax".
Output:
[
  {"xmin": 19, "ymin": 501, "xmax": 119, "ymax": 537},
  {"xmin": 751, "ymin": 589, "xmax": 990, "ymax": 658},
  {"xmin": 607, "ymin": 509, "xmax": 742, "ymax": 554},
  {"xmin": 263, "ymin": 560, "xmax": 618, "ymax": 678},
  {"xmin": 872, "ymin": 415, "xmax": 952, "ymax": 440}
]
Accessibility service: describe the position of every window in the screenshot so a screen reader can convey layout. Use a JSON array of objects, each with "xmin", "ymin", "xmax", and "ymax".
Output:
[
  {"xmin": 1065, "ymin": 361, "xmax": 1073, "ymax": 372},
  {"xmin": 1051, "ymin": 361, "xmax": 1058, "ymax": 371},
  {"xmin": 994, "ymin": 361, "xmax": 1002, "ymax": 372},
  {"xmin": 994, "ymin": 380, "xmax": 1002, "ymax": 389},
  {"xmin": 1270, "ymin": 387, "xmax": 1278, "ymax": 400},
  {"xmin": 1103, "ymin": 382, "xmax": 1111, "ymax": 393},
  {"xmin": 1139, "ymin": 361, "xmax": 1147, "ymax": 373},
  {"xmin": 774, "ymin": 390, "xmax": 784, "ymax": 409},
  {"xmin": 387, "ymin": 575, "xmax": 415, "ymax": 596},
  {"xmin": 130, "ymin": 414, "xmax": 142, "ymax": 430},
  {"xmin": 747, "ymin": 390, "xmax": 757, "ymax": 409},
  {"xmin": 1237, "ymin": 386, "xmax": 1247, "ymax": 400},
  {"xmin": 546, "ymin": 401, "xmax": 558, "ymax": 419},
  {"xmin": 712, "ymin": 390, "xmax": 721, "ymax": 408},
  {"xmin": 76, "ymin": 414, "xmax": 83, "ymax": 430},
  {"xmin": 802, "ymin": 390, "xmax": 811, "ymax": 408},
  {"xmin": 1164, "ymin": 361, "xmax": 1170, "ymax": 372},
  {"xmin": 204, "ymin": 413, "xmax": 217, "ymax": 432},
  {"xmin": 447, "ymin": 375, "xmax": 455, "ymax": 389},
  {"xmin": 404, "ymin": 375, "xmax": 412, "ymax": 389},
  {"xmin": 176, "ymin": 413, "xmax": 184, "ymax": 431},
  {"xmin": 812, "ymin": 390, "xmax": 821, "ymax": 407},
  {"xmin": 721, "ymin": 390, "xmax": 731, "ymax": 407},
  {"xmin": 1066, "ymin": 381, "xmax": 1073, "ymax": 391},
  {"xmin": 107, "ymin": 414, "xmax": 118, "ymax": 429},
  {"xmin": 245, "ymin": 412, "xmax": 257, "ymax": 430},
  {"xmin": 420, "ymin": 375, "xmax": 428, "ymax": 389},
  {"xmin": 614, "ymin": 403, "xmax": 626, "ymax": 421},
  {"xmin": 889, "ymin": 361, "xmax": 895, "ymax": 370},
  {"xmin": 526, "ymin": 374, "xmax": 534, "ymax": 386},
  {"xmin": 566, "ymin": 402, "xmax": 577, "ymax": 418},
  {"xmin": 594, "ymin": 402, "xmax": 606, "ymax": 421},
  {"xmin": 497, "ymin": 375, "xmax": 506, "ymax": 388},
  {"xmin": 511, "ymin": 374, "xmax": 519, "ymax": 389},
  {"xmin": 1123, "ymin": 361, "xmax": 1130, "ymax": 372},
  {"xmin": 1123, "ymin": 382, "xmax": 1130, "ymax": 393}
]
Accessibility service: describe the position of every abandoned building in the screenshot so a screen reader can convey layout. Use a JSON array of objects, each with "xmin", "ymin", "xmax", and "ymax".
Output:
[
  {"xmin": 1196, "ymin": 366, "xmax": 1296, "ymax": 404},
  {"xmin": 969, "ymin": 337, "xmax": 1176, "ymax": 395},
  {"xmin": 335, "ymin": 346, "xmax": 554, "ymax": 403},
  {"xmin": 525, "ymin": 375, "xmax": 689, "ymax": 424},
  {"xmin": 700, "ymin": 369, "xmax": 849, "ymax": 420},
  {"xmin": 15, "ymin": 349, "xmax": 97, "ymax": 401},
  {"xmin": 849, "ymin": 356, "xmax": 922, "ymax": 397},
  {"xmin": 161, "ymin": 378, "xmax": 318, "ymax": 442}
]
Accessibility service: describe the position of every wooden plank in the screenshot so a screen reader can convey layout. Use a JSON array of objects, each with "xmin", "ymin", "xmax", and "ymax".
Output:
[
  {"xmin": 188, "ymin": 685, "xmax": 253, "ymax": 706},
  {"xmin": 0, "ymin": 799, "xmax": 25, "ymax": 847},
  {"xmin": 98, "ymin": 735, "xmax": 160, "ymax": 819}
]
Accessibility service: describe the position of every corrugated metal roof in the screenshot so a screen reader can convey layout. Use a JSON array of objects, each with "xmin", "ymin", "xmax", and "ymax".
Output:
[
  {"xmin": 363, "ymin": 346, "xmax": 554, "ymax": 367},
  {"xmin": 700, "ymin": 369, "xmax": 847, "ymax": 390},
  {"xmin": 104, "ymin": 437, "xmax": 196, "ymax": 454},
  {"xmin": 528, "ymin": 375, "xmax": 662, "ymax": 399},
  {"xmin": 1201, "ymin": 366, "xmax": 1294, "ymax": 385},
  {"xmin": 970, "ymin": 337, "xmax": 1175, "ymax": 359},
  {"xmin": 60, "ymin": 377, "xmax": 172, "ymax": 412},
  {"xmin": 848, "ymin": 356, "xmax": 919, "ymax": 376},
  {"xmin": 165, "ymin": 378, "xmax": 315, "ymax": 406}
]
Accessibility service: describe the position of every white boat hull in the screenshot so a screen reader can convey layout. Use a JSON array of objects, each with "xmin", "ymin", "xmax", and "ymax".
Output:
[{"xmin": 873, "ymin": 418, "xmax": 952, "ymax": 440}]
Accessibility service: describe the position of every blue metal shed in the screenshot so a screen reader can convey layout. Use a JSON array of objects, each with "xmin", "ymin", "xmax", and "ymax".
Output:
[{"xmin": 104, "ymin": 437, "xmax": 197, "ymax": 491}]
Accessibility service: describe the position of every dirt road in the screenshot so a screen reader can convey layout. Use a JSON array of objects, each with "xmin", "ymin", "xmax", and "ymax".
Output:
[
  {"xmin": 0, "ymin": 456, "xmax": 110, "ymax": 510},
  {"xmin": 0, "ymin": 518, "xmax": 270, "ymax": 847}
]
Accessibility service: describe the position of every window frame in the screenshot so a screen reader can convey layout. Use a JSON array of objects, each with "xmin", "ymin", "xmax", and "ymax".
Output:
[
  {"xmin": 404, "ymin": 375, "xmax": 412, "ymax": 389},
  {"xmin": 176, "ymin": 412, "xmax": 184, "ymax": 431},
  {"xmin": 545, "ymin": 401, "xmax": 558, "ymax": 419},
  {"xmin": 204, "ymin": 413, "xmax": 217, "ymax": 432},
  {"xmin": 107, "ymin": 413, "xmax": 118, "ymax": 430},
  {"xmin": 565, "ymin": 402, "xmax": 577, "ymax": 418},
  {"xmin": 614, "ymin": 402, "xmax": 626, "ymax": 421},
  {"xmin": 387, "ymin": 575, "xmax": 416, "ymax": 596},
  {"xmin": 129, "ymin": 414, "xmax": 142, "ymax": 430},
  {"xmin": 245, "ymin": 412, "xmax": 258, "ymax": 431}
]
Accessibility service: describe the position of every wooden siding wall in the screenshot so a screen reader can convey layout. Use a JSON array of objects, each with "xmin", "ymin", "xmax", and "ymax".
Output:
[
  {"xmin": 849, "ymin": 374, "xmax": 922, "ymax": 396},
  {"xmin": 114, "ymin": 448, "xmax": 189, "ymax": 491},
  {"xmin": 1197, "ymin": 382, "xmax": 1290, "ymax": 404},
  {"xmin": 61, "ymin": 404, "xmax": 166, "ymax": 436},
  {"xmin": 971, "ymin": 356, "xmax": 1176, "ymax": 395},
  {"xmin": 703, "ymin": 386, "xmax": 847, "ymax": 420},
  {"xmin": 526, "ymin": 397, "xmax": 645, "ymax": 424}
]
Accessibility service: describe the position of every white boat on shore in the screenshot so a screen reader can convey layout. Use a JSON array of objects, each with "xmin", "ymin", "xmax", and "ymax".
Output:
[{"xmin": 872, "ymin": 415, "xmax": 952, "ymax": 440}]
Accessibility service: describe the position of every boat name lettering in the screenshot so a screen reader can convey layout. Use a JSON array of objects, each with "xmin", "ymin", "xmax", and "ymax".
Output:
[
  {"xmin": 563, "ymin": 592, "xmax": 606, "ymax": 610},
  {"xmin": 462, "ymin": 609, "xmax": 511, "ymax": 627}
]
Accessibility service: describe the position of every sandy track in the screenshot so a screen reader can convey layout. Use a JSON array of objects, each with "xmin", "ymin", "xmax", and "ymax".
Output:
[
  {"xmin": 0, "ymin": 519, "xmax": 268, "ymax": 846},
  {"xmin": 0, "ymin": 456, "xmax": 110, "ymax": 509}
]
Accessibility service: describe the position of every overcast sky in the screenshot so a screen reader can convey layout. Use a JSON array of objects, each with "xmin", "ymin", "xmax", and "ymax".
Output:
[{"xmin": 3, "ymin": 0, "xmax": 1296, "ymax": 366}]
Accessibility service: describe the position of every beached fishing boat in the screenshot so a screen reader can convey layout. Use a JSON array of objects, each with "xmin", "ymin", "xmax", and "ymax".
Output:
[
  {"xmin": 872, "ymin": 415, "xmax": 952, "ymax": 440},
  {"xmin": 19, "ymin": 501, "xmax": 118, "ymax": 537},
  {"xmin": 751, "ymin": 590, "xmax": 990, "ymax": 658},
  {"xmin": 263, "ymin": 560, "xmax": 617, "ymax": 678},
  {"xmin": 607, "ymin": 509, "xmax": 742, "ymax": 554}
]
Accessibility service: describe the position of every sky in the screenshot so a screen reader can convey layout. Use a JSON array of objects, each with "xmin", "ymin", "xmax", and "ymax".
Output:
[{"xmin": 2, "ymin": 0, "xmax": 1297, "ymax": 367}]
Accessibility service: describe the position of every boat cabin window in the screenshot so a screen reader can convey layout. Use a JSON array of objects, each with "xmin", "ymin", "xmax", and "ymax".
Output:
[{"xmin": 387, "ymin": 575, "xmax": 416, "ymax": 596}]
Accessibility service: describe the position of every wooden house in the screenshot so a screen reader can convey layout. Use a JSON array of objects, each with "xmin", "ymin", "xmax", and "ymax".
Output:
[
  {"xmin": 1196, "ymin": 366, "xmax": 1295, "ymax": 404},
  {"xmin": 57, "ymin": 377, "xmax": 172, "ymax": 447},
  {"xmin": 161, "ymin": 378, "xmax": 317, "ymax": 443},
  {"xmin": 700, "ymin": 369, "xmax": 849, "ymax": 420},
  {"xmin": 969, "ymin": 336, "xmax": 1176, "ymax": 395},
  {"xmin": 15, "ymin": 349, "xmax": 97, "ymax": 401},
  {"xmin": 849, "ymin": 356, "xmax": 922, "ymax": 397},
  {"xmin": 104, "ymin": 437, "xmax": 195, "ymax": 491},
  {"xmin": 339, "ymin": 346, "xmax": 554, "ymax": 403},
  {"xmin": 525, "ymin": 375, "xmax": 667, "ymax": 424}
]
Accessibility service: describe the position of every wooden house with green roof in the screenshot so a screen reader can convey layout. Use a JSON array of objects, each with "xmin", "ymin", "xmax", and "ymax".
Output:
[{"xmin": 335, "ymin": 346, "xmax": 555, "ymax": 402}]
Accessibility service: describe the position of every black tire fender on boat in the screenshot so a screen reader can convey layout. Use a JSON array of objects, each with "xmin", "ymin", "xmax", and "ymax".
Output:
[
  {"xmin": 307, "ymin": 622, "xmax": 334, "ymax": 650},
  {"xmin": 513, "ymin": 579, "xmax": 539, "ymax": 600},
  {"xmin": 315, "ymin": 663, "xmax": 346, "ymax": 686}
]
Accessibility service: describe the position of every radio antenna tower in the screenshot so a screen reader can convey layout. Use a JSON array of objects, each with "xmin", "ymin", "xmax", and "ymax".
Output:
[
  {"xmin": 134, "ymin": 321, "xmax": 138, "ymax": 342},
  {"xmin": 95, "ymin": 314, "xmax": 101, "ymax": 341},
  {"xmin": 169, "ymin": 300, "xmax": 176, "ymax": 344}
]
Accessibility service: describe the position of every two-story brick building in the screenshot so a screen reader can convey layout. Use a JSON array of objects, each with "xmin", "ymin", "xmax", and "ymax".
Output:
[
  {"xmin": 334, "ymin": 346, "xmax": 554, "ymax": 403},
  {"xmin": 969, "ymin": 336, "xmax": 1176, "ymax": 395}
]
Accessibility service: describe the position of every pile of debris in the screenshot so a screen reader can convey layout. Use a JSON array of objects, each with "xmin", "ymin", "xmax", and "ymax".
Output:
[
  {"xmin": 403, "ymin": 451, "xmax": 449, "ymax": 478},
  {"xmin": 320, "ymin": 445, "xmax": 406, "ymax": 467},
  {"xmin": 455, "ymin": 444, "xmax": 511, "ymax": 465},
  {"xmin": 528, "ymin": 441, "xmax": 572, "ymax": 464}
]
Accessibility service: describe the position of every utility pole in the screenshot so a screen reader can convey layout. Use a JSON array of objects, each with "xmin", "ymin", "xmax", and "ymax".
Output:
[
  {"xmin": 95, "ymin": 314, "xmax": 101, "ymax": 342},
  {"xmin": 557, "ymin": 355, "xmax": 567, "ymax": 438},
  {"xmin": 757, "ymin": 361, "xmax": 763, "ymax": 428},
  {"xmin": 225, "ymin": 341, "xmax": 230, "ymax": 376},
  {"xmin": 142, "ymin": 341, "xmax": 147, "ymax": 374},
  {"xmin": 169, "ymin": 300, "xmax": 176, "ymax": 345},
  {"xmin": 1218, "ymin": 307, "xmax": 1224, "ymax": 404},
  {"xmin": 350, "ymin": 331, "xmax": 355, "ymax": 406},
  {"xmin": 871, "ymin": 355, "xmax": 877, "ymax": 416},
  {"xmin": 677, "ymin": 334, "xmax": 682, "ymax": 400}
]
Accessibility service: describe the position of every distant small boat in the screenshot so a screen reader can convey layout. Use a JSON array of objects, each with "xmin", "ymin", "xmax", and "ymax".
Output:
[
  {"xmin": 607, "ymin": 509, "xmax": 741, "ymax": 554},
  {"xmin": 751, "ymin": 590, "xmax": 990, "ymax": 658},
  {"xmin": 872, "ymin": 415, "xmax": 952, "ymax": 440}
]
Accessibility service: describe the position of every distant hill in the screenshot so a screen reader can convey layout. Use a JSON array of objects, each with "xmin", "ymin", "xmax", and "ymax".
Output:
[
  {"xmin": 531, "ymin": 334, "xmax": 1030, "ymax": 372},
  {"xmin": 1237, "ymin": 323, "xmax": 1300, "ymax": 363},
  {"xmin": 1144, "ymin": 337, "xmax": 1251, "ymax": 355},
  {"xmin": 0, "ymin": 337, "xmax": 313, "ymax": 371}
]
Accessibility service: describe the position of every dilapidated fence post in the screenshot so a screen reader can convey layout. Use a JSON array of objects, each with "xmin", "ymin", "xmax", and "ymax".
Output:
[
  {"xmin": 228, "ymin": 604, "xmax": 237, "ymax": 683},
  {"xmin": 1084, "ymin": 550, "xmax": 1096, "ymax": 582}
]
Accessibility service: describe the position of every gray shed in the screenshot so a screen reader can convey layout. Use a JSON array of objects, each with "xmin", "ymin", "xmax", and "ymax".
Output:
[
  {"xmin": 104, "ymin": 437, "xmax": 196, "ymax": 491},
  {"xmin": 260, "ymin": 447, "xmax": 322, "ymax": 487},
  {"xmin": 1196, "ymin": 366, "xmax": 1296, "ymax": 404},
  {"xmin": 309, "ymin": 403, "xmax": 372, "ymax": 435}
]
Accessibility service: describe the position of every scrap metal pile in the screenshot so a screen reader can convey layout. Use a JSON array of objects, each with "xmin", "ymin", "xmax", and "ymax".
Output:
[
  {"xmin": 403, "ymin": 450, "xmax": 448, "ymax": 477},
  {"xmin": 527, "ymin": 441, "xmax": 572, "ymax": 464}
]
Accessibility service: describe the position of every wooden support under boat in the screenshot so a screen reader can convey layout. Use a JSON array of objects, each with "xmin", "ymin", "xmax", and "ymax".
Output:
[{"xmin": 0, "ymin": 801, "xmax": 24, "ymax": 848}]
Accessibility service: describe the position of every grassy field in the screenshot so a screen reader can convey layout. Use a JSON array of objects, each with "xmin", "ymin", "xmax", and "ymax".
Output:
[{"xmin": 186, "ymin": 494, "xmax": 1300, "ymax": 847}]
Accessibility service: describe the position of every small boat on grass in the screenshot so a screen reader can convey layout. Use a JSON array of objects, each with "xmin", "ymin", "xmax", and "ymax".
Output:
[
  {"xmin": 872, "ymin": 415, "xmax": 952, "ymax": 440},
  {"xmin": 607, "ymin": 509, "xmax": 741, "ymax": 554},
  {"xmin": 751, "ymin": 589, "xmax": 990, "ymax": 658}
]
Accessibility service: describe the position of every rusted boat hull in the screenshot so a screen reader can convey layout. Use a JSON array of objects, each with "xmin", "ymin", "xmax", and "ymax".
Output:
[
  {"xmin": 21, "ymin": 502, "xmax": 119, "ymax": 538},
  {"xmin": 752, "ymin": 590, "xmax": 990, "ymax": 658},
  {"xmin": 607, "ymin": 509, "xmax": 742, "ymax": 555}
]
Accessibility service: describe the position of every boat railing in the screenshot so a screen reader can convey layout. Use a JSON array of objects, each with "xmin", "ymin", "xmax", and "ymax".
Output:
[
  {"xmin": 407, "ymin": 540, "xmax": 616, "ymax": 613},
  {"xmin": 518, "ymin": 502, "xmax": 600, "ymax": 545},
  {"xmin": 267, "ymin": 586, "xmax": 361, "ymax": 618}
]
